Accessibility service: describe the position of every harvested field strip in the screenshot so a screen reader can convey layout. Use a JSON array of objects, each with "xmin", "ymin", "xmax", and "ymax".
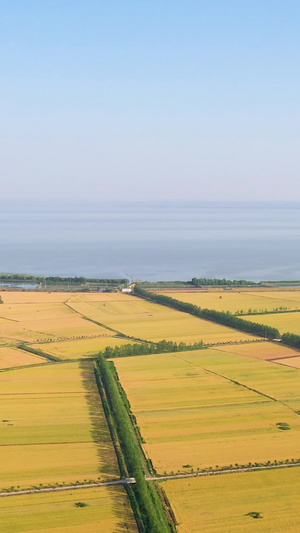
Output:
[
  {"xmin": 163, "ymin": 467, "xmax": 300, "ymax": 532},
  {"xmin": 0, "ymin": 346, "xmax": 47, "ymax": 369},
  {"xmin": 0, "ymin": 486, "xmax": 138, "ymax": 533},
  {"xmin": 275, "ymin": 356, "xmax": 300, "ymax": 369},
  {"xmin": 114, "ymin": 351, "xmax": 300, "ymax": 474}
]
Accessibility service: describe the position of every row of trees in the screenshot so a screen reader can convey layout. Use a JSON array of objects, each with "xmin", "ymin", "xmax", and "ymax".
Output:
[
  {"xmin": 101, "ymin": 339, "xmax": 204, "ymax": 358},
  {"xmin": 95, "ymin": 355, "xmax": 173, "ymax": 533},
  {"xmin": 281, "ymin": 333, "xmax": 300, "ymax": 349},
  {"xmin": 191, "ymin": 277, "xmax": 258, "ymax": 286},
  {"xmin": 133, "ymin": 285, "xmax": 280, "ymax": 339},
  {"xmin": 0, "ymin": 274, "xmax": 128, "ymax": 285}
]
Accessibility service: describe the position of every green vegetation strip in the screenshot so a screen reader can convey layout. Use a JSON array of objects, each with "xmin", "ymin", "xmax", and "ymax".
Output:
[
  {"xmin": 100, "ymin": 339, "xmax": 204, "ymax": 359},
  {"xmin": 95, "ymin": 354, "xmax": 175, "ymax": 533},
  {"xmin": 134, "ymin": 285, "xmax": 280, "ymax": 339},
  {"xmin": 18, "ymin": 343, "xmax": 60, "ymax": 362},
  {"xmin": 282, "ymin": 332, "xmax": 300, "ymax": 349}
]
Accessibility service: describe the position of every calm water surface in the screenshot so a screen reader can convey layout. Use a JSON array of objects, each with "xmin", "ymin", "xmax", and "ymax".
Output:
[{"xmin": 0, "ymin": 201, "xmax": 299, "ymax": 281}]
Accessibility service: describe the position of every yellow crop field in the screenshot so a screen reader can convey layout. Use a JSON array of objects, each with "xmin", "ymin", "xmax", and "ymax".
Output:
[
  {"xmin": 0, "ymin": 302, "xmax": 75, "ymax": 321},
  {"xmin": 67, "ymin": 294, "xmax": 255, "ymax": 344},
  {"xmin": 0, "ymin": 487, "xmax": 137, "ymax": 533},
  {"xmin": 32, "ymin": 336, "xmax": 137, "ymax": 359},
  {"xmin": 163, "ymin": 467, "xmax": 300, "ymax": 533},
  {"xmin": 0, "ymin": 346, "xmax": 46, "ymax": 369},
  {"xmin": 215, "ymin": 341, "xmax": 300, "ymax": 360},
  {"xmin": 243, "ymin": 311, "xmax": 300, "ymax": 335},
  {"xmin": 0, "ymin": 316, "xmax": 109, "ymax": 343},
  {"xmin": 0, "ymin": 291, "xmax": 75, "ymax": 304},
  {"xmin": 176, "ymin": 349, "xmax": 300, "ymax": 412},
  {"xmin": 161, "ymin": 289, "xmax": 300, "ymax": 313},
  {"xmin": 114, "ymin": 350, "xmax": 300, "ymax": 474},
  {"xmin": 0, "ymin": 361, "xmax": 119, "ymax": 489}
]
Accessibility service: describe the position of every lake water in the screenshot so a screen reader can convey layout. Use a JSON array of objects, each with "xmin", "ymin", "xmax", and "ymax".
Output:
[{"xmin": 0, "ymin": 201, "xmax": 299, "ymax": 282}]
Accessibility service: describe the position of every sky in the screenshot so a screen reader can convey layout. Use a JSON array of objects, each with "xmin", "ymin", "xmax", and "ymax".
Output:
[{"xmin": 1, "ymin": 0, "xmax": 300, "ymax": 203}]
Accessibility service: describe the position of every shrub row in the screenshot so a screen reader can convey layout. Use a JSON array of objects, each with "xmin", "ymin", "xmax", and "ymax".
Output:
[
  {"xmin": 18, "ymin": 343, "xmax": 60, "ymax": 362},
  {"xmin": 133, "ymin": 285, "xmax": 280, "ymax": 339},
  {"xmin": 95, "ymin": 355, "xmax": 173, "ymax": 533}
]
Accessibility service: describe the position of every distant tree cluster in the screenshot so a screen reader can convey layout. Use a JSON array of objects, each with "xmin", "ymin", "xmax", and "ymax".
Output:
[
  {"xmin": 0, "ymin": 273, "xmax": 128, "ymax": 286},
  {"xmin": 191, "ymin": 277, "xmax": 258, "ymax": 287}
]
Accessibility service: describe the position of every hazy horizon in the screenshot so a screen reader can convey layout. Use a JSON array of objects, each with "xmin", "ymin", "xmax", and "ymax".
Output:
[{"xmin": 1, "ymin": 1, "xmax": 300, "ymax": 203}]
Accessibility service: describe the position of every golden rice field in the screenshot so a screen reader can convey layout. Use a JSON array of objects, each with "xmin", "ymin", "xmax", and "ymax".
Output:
[
  {"xmin": 114, "ymin": 349, "xmax": 300, "ymax": 474},
  {"xmin": 32, "ymin": 336, "xmax": 136, "ymax": 360},
  {"xmin": 0, "ymin": 316, "xmax": 110, "ymax": 343},
  {"xmin": 0, "ymin": 292, "xmax": 132, "ymax": 353},
  {"xmin": 66, "ymin": 293, "xmax": 255, "ymax": 344},
  {"xmin": 176, "ymin": 349, "xmax": 300, "ymax": 412},
  {"xmin": 243, "ymin": 311, "xmax": 300, "ymax": 335},
  {"xmin": 215, "ymin": 341, "xmax": 300, "ymax": 360},
  {"xmin": 0, "ymin": 346, "xmax": 46, "ymax": 369},
  {"xmin": 0, "ymin": 486, "xmax": 137, "ymax": 533},
  {"xmin": 161, "ymin": 289, "xmax": 300, "ymax": 313},
  {"xmin": 0, "ymin": 291, "xmax": 74, "ymax": 304},
  {"xmin": 0, "ymin": 361, "xmax": 119, "ymax": 490},
  {"xmin": 163, "ymin": 467, "xmax": 300, "ymax": 533}
]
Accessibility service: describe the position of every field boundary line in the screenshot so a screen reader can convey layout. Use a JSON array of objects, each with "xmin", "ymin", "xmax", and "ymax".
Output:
[
  {"xmin": 64, "ymin": 299, "xmax": 150, "ymax": 344},
  {"xmin": 171, "ymin": 352, "xmax": 300, "ymax": 415},
  {"xmin": 0, "ymin": 478, "xmax": 136, "ymax": 498},
  {"xmin": 146, "ymin": 461, "xmax": 300, "ymax": 481},
  {"xmin": 2, "ymin": 461, "xmax": 300, "ymax": 498}
]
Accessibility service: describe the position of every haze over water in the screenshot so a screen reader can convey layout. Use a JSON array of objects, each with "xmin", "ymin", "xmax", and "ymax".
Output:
[{"xmin": 1, "ymin": 202, "xmax": 299, "ymax": 282}]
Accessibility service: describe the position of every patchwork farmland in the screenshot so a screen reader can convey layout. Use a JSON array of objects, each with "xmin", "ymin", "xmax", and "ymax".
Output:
[
  {"xmin": 161, "ymin": 288, "xmax": 300, "ymax": 314},
  {"xmin": 0, "ymin": 361, "xmax": 119, "ymax": 490},
  {"xmin": 114, "ymin": 348, "xmax": 300, "ymax": 474},
  {"xmin": 1, "ymin": 286, "xmax": 300, "ymax": 532}
]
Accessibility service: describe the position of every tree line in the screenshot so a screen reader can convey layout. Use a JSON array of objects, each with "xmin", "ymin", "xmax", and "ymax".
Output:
[
  {"xmin": 101, "ymin": 339, "xmax": 204, "ymax": 358},
  {"xmin": 190, "ymin": 277, "xmax": 259, "ymax": 286},
  {"xmin": 95, "ymin": 355, "xmax": 174, "ymax": 533},
  {"xmin": 133, "ymin": 285, "xmax": 280, "ymax": 339},
  {"xmin": 0, "ymin": 274, "xmax": 128, "ymax": 285},
  {"xmin": 281, "ymin": 332, "xmax": 300, "ymax": 349}
]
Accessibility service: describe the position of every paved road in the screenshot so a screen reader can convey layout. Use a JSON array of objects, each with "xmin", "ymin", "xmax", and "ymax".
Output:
[
  {"xmin": 0, "ymin": 478, "xmax": 136, "ymax": 497},
  {"xmin": 146, "ymin": 461, "xmax": 300, "ymax": 482},
  {"xmin": 2, "ymin": 462, "xmax": 300, "ymax": 498}
]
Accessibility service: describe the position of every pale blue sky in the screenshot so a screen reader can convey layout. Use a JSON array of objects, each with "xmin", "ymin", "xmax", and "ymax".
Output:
[{"xmin": 1, "ymin": 1, "xmax": 300, "ymax": 202}]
